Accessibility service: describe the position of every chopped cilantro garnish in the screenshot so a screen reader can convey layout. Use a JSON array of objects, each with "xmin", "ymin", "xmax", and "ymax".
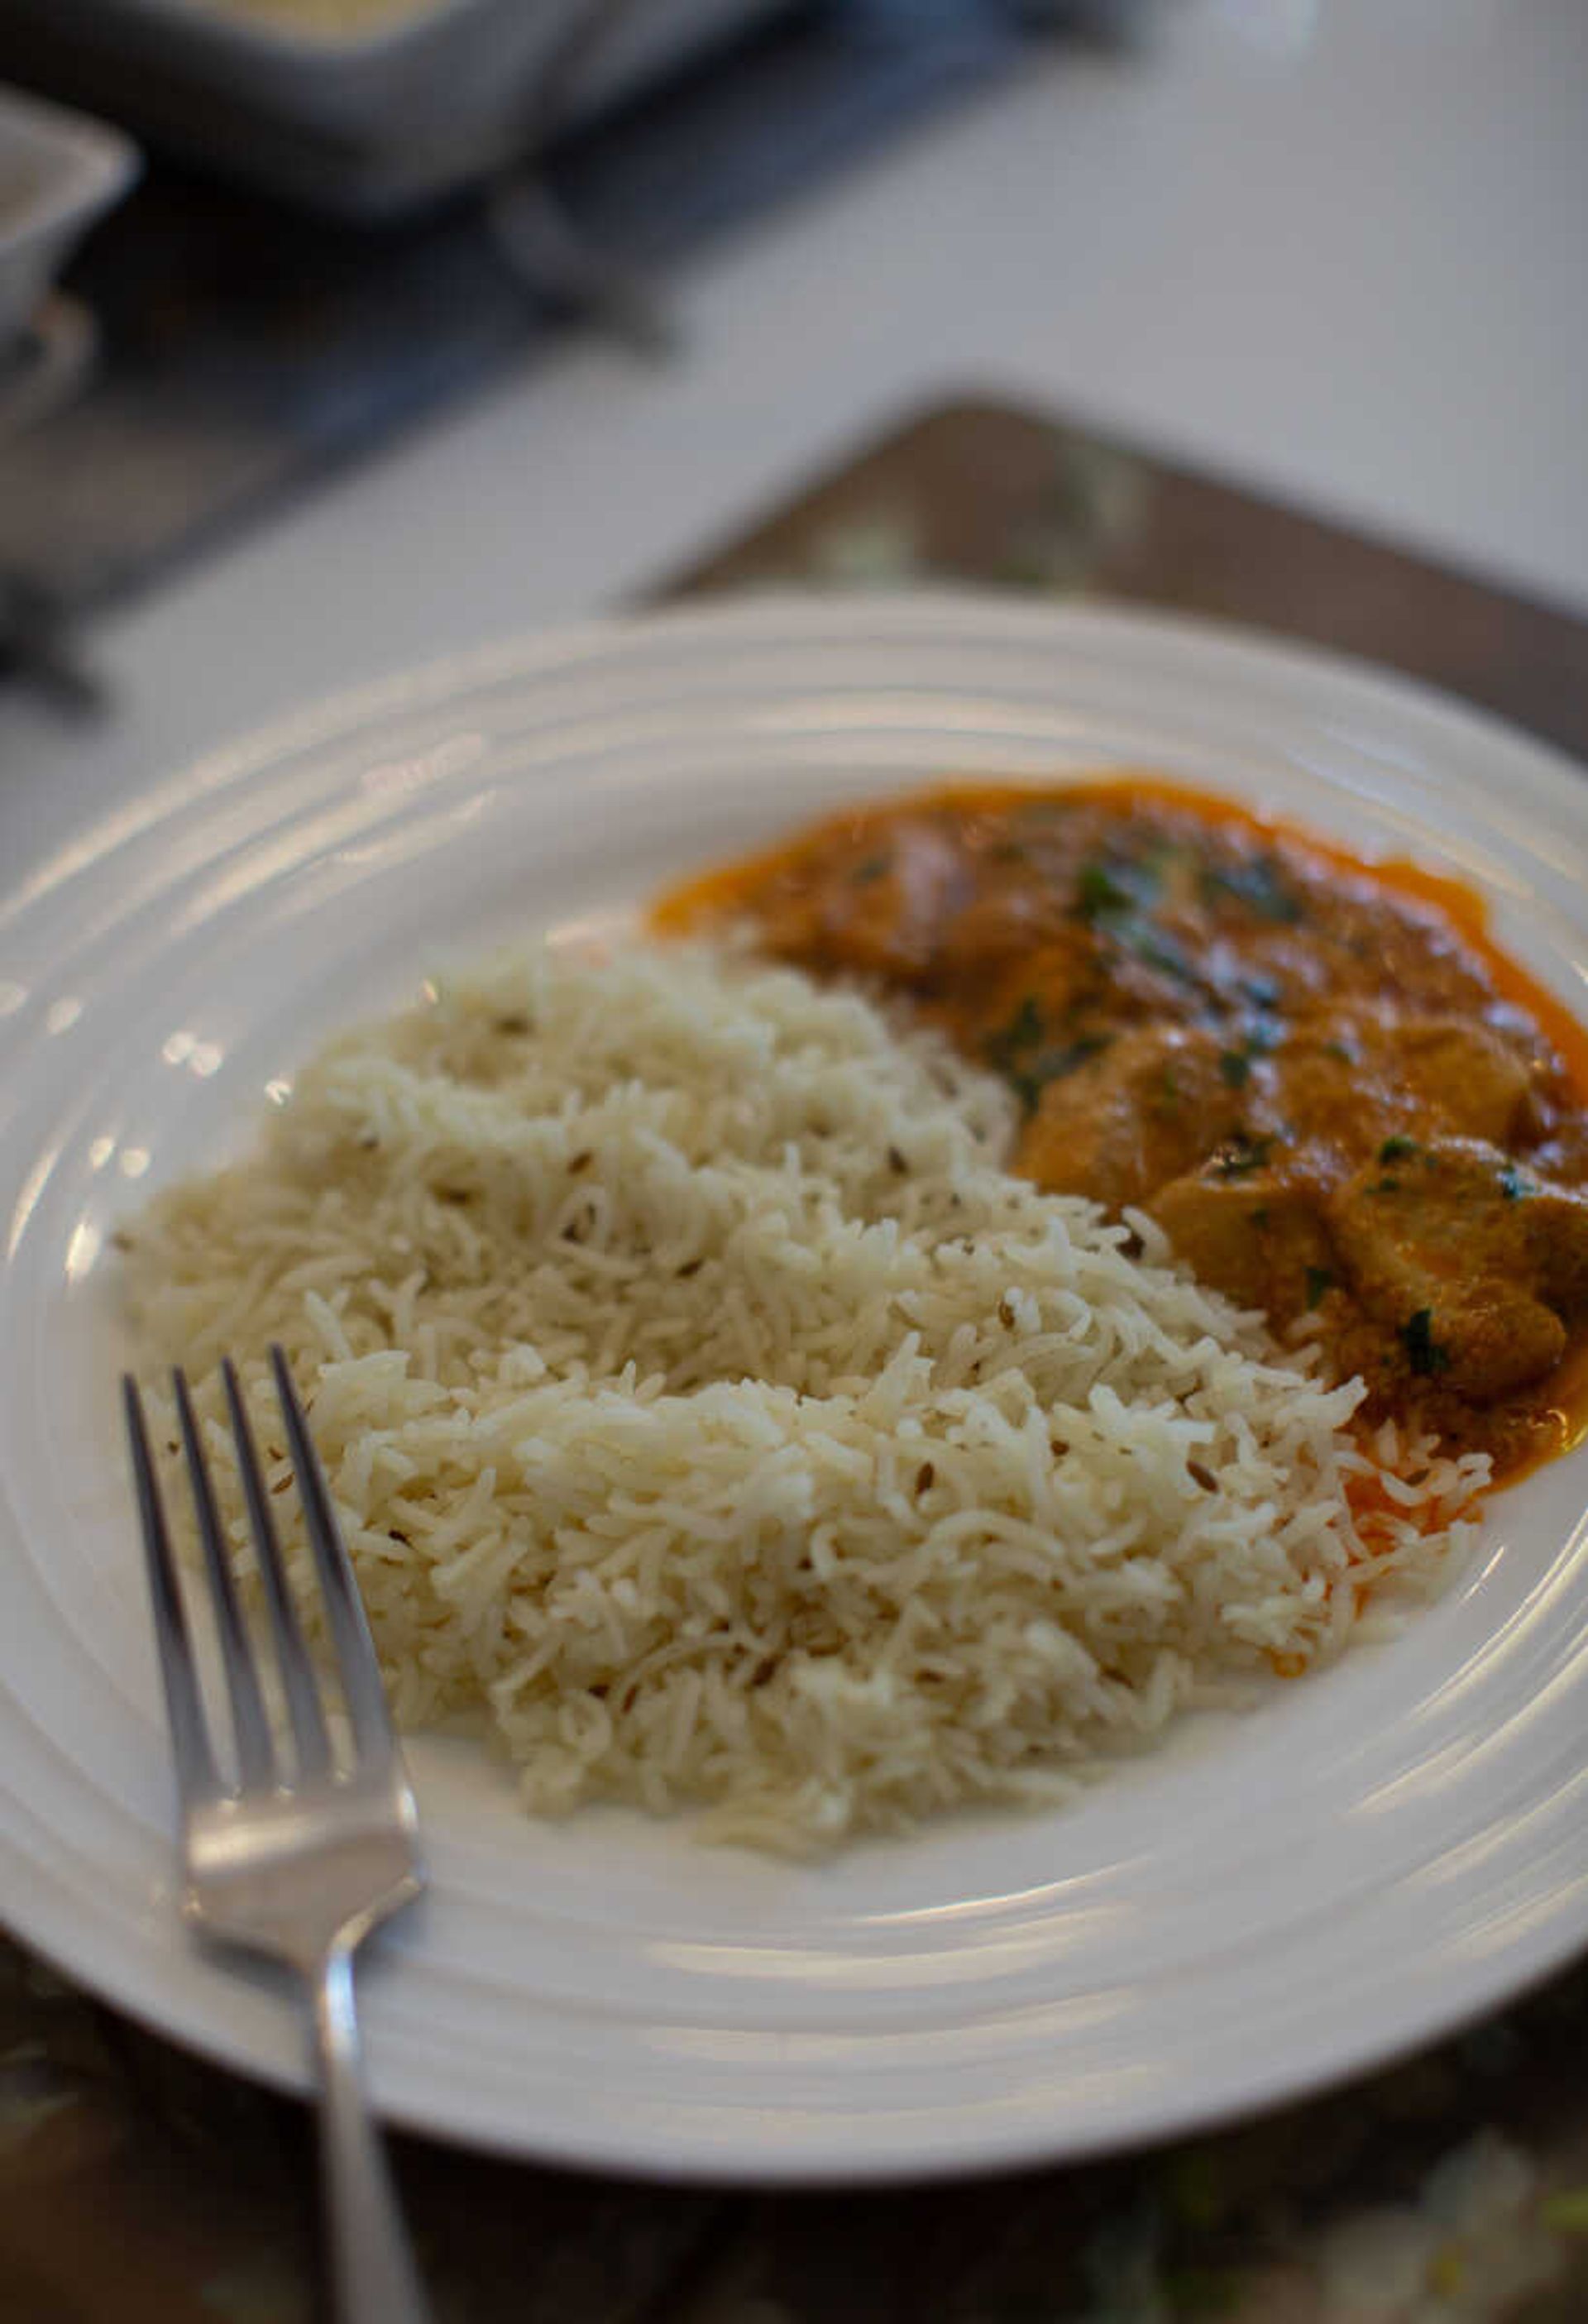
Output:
[
  {"xmin": 1305, "ymin": 1266, "xmax": 1335, "ymax": 1310},
  {"xmin": 1499, "ymin": 1162, "xmax": 1535, "ymax": 1202},
  {"xmin": 1068, "ymin": 852, "xmax": 1205, "ymax": 987},
  {"xmin": 985, "ymin": 993, "xmax": 1044, "ymax": 1067},
  {"xmin": 1074, "ymin": 853, "xmax": 1167, "ymax": 924},
  {"xmin": 1075, "ymin": 862, "xmax": 1136, "ymax": 919},
  {"xmin": 1130, "ymin": 923, "xmax": 1196, "ymax": 983},
  {"xmin": 1219, "ymin": 1049, "xmax": 1252, "ymax": 1090},
  {"xmin": 1199, "ymin": 852, "xmax": 1303, "ymax": 925},
  {"xmin": 1069, "ymin": 856, "xmax": 1200, "ymax": 988},
  {"xmin": 1213, "ymin": 1132, "xmax": 1275, "ymax": 1180},
  {"xmin": 1010, "ymin": 1035, "xmax": 1111, "ymax": 1115},
  {"xmin": 985, "ymin": 989, "xmax": 1115, "ymax": 1112},
  {"xmin": 1379, "ymin": 1135, "xmax": 1420, "ymax": 1164},
  {"xmin": 1402, "ymin": 1308, "xmax": 1450, "ymax": 1376},
  {"xmin": 1005, "ymin": 992, "xmax": 1043, "ymax": 1049}
]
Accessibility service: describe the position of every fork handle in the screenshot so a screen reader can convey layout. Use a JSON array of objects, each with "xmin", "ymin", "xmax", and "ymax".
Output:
[{"xmin": 312, "ymin": 1941, "xmax": 433, "ymax": 2324}]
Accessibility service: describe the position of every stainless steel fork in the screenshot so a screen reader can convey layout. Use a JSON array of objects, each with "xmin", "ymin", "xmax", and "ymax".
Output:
[{"xmin": 123, "ymin": 1345, "xmax": 432, "ymax": 2324}]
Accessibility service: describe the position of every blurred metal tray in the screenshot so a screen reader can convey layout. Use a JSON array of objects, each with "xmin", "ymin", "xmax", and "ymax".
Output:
[{"xmin": 0, "ymin": 0, "xmax": 789, "ymax": 214}]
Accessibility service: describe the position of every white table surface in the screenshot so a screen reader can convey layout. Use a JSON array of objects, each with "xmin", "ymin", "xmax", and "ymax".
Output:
[{"xmin": 4, "ymin": 0, "xmax": 1586, "ymax": 888}]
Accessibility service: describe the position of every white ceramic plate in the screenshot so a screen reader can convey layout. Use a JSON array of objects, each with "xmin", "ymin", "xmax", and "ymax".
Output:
[{"xmin": 5, "ymin": 595, "xmax": 1588, "ymax": 2185}]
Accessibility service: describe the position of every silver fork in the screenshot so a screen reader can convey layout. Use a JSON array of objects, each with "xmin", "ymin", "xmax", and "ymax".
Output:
[{"xmin": 123, "ymin": 1345, "xmax": 432, "ymax": 2324}]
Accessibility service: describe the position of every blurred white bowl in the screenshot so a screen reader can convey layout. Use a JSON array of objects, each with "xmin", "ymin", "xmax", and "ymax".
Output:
[{"xmin": 0, "ymin": 84, "xmax": 137, "ymax": 356}]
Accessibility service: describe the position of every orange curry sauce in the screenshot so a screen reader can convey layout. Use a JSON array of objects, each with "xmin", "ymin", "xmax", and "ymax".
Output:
[{"xmin": 654, "ymin": 777, "xmax": 1588, "ymax": 1490}]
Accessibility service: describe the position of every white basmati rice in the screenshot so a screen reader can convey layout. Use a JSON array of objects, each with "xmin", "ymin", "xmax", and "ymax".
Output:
[{"xmin": 121, "ymin": 944, "xmax": 1483, "ymax": 1849}]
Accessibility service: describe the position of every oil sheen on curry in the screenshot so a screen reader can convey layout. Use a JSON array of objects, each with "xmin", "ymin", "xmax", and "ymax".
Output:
[{"xmin": 655, "ymin": 780, "xmax": 1588, "ymax": 1480}]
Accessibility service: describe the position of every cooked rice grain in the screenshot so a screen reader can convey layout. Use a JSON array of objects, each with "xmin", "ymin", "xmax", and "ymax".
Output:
[{"xmin": 122, "ymin": 945, "xmax": 1481, "ymax": 1848}]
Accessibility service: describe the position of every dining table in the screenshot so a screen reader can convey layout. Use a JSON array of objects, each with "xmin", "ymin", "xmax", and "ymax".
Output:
[{"xmin": 5, "ymin": 6, "xmax": 1588, "ymax": 2316}]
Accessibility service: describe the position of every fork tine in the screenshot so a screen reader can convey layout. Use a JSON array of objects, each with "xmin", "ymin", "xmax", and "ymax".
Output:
[
  {"xmin": 174, "ymin": 1367, "xmax": 277, "ymax": 1794},
  {"xmin": 123, "ymin": 1376, "xmax": 220, "ymax": 1806},
  {"xmin": 270, "ymin": 1346, "xmax": 397, "ymax": 1762},
  {"xmin": 223, "ymin": 1359, "xmax": 333, "ymax": 1782}
]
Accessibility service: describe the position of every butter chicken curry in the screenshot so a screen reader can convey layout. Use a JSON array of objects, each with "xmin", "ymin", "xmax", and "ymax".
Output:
[{"xmin": 656, "ymin": 782, "xmax": 1588, "ymax": 1478}]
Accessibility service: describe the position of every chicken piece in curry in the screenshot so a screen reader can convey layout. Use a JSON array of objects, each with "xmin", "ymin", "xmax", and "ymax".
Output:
[{"xmin": 655, "ymin": 782, "xmax": 1588, "ymax": 1475}]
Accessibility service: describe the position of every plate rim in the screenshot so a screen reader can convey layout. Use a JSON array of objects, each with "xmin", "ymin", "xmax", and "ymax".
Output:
[{"xmin": 12, "ymin": 587, "xmax": 1588, "ymax": 936}]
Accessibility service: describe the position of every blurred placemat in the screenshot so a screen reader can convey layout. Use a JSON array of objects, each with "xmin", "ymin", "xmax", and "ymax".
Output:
[
  {"xmin": 7, "ymin": 394, "xmax": 1588, "ymax": 2323},
  {"xmin": 668, "ymin": 397, "xmax": 1588, "ymax": 763}
]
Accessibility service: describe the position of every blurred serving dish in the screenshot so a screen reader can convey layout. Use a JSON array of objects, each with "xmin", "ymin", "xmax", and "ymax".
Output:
[
  {"xmin": 0, "ymin": 0, "xmax": 790, "ymax": 215},
  {"xmin": 0, "ymin": 83, "xmax": 136, "ymax": 430}
]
